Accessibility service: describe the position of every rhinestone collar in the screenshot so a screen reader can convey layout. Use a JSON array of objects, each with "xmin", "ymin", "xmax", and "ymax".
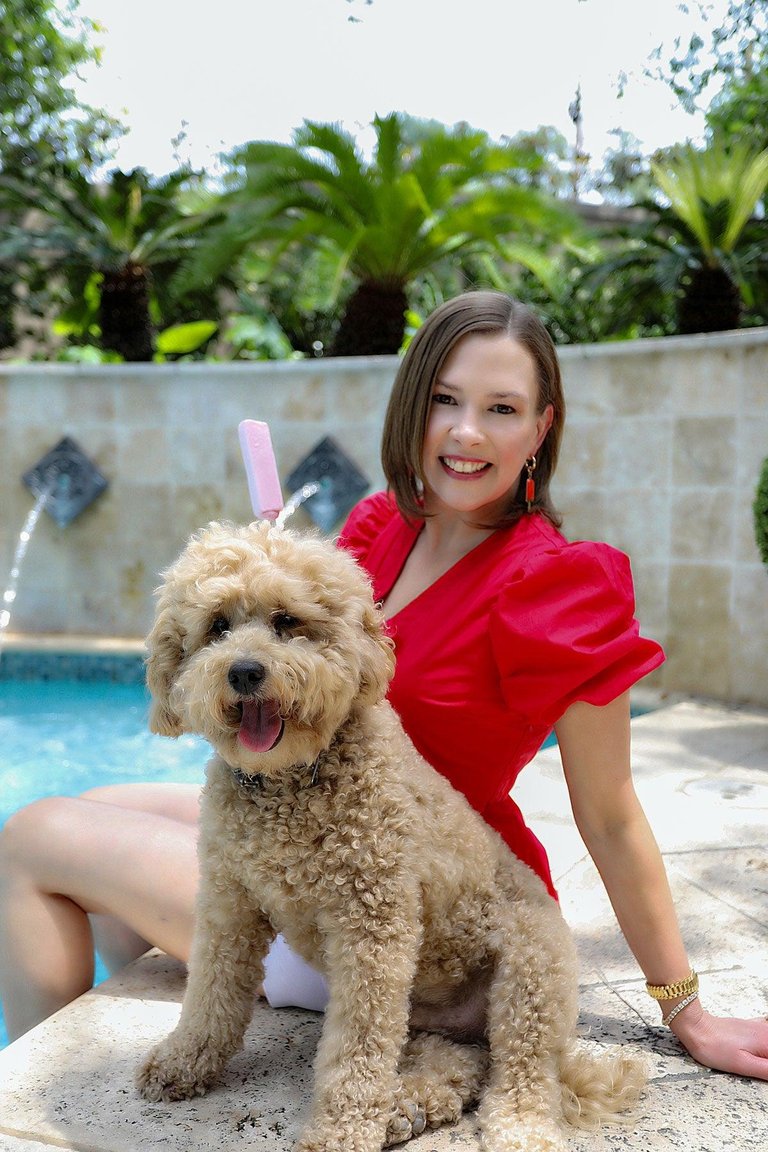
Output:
[{"xmin": 231, "ymin": 760, "xmax": 321, "ymax": 794}]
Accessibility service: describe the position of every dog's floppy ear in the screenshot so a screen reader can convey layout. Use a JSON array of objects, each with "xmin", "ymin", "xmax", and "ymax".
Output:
[
  {"xmin": 145, "ymin": 597, "xmax": 185, "ymax": 737},
  {"xmin": 356, "ymin": 601, "xmax": 396, "ymax": 706}
]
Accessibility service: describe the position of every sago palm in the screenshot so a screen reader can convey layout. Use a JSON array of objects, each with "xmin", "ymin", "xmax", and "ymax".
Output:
[
  {"xmin": 651, "ymin": 139, "xmax": 768, "ymax": 333},
  {"xmin": 0, "ymin": 166, "xmax": 221, "ymax": 360},
  {"xmin": 577, "ymin": 139, "xmax": 768, "ymax": 337},
  {"xmin": 193, "ymin": 114, "xmax": 579, "ymax": 355}
]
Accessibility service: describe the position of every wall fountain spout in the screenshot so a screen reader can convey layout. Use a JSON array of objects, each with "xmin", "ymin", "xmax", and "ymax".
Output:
[
  {"xmin": 1, "ymin": 439, "xmax": 109, "ymax": 646},
  {"xmin": 283, "ymin": 436, "xmax": 369, "ymax": 532},
  {"xmin": 21, "ymin": 437, "xmax": 108, "ymax": 529}
]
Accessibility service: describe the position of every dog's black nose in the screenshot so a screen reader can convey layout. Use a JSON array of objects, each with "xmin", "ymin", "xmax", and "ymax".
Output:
[{"xmin": 228, "ymin": 660, "xmax": 266, "ymax": 696}]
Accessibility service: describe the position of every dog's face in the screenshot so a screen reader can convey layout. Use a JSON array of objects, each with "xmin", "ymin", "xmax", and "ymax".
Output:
[{"xmin": 145, "ymin": 521, "xmax": 395, "ymax": 776}]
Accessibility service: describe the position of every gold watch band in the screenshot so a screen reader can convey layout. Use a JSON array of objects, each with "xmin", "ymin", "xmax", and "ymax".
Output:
[{"xmin": 646, "ymin": 969, "xmax": 699, "ymax": 1001}]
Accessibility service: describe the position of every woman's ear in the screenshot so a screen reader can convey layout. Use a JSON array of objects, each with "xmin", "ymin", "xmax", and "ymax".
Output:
[{"xmin": 534, "ymin": 403, "xmax": 555, "ymax": 453}]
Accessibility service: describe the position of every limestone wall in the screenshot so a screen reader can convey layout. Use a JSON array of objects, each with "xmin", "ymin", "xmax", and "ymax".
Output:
[{"xmin": 1, "ymin": 329, "xmax": 767, "ymax": 705}]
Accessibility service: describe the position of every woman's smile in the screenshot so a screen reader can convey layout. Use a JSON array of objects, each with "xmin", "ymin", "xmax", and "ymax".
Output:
[{"xmin": 440, "ymin": 455, "xmax": 491, "ymax": 477}]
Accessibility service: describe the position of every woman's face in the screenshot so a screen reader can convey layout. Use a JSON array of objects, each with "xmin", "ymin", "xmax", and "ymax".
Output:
[{"xmin": 421, "ymin": 332, "xmax": 553, "ymax": 522}]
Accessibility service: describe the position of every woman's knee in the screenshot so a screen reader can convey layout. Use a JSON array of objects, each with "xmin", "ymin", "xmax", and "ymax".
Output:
[
  {"xmin": 78, "ymin": 783, "xmax": 137, "ymax": 806},
  {"xmin": 77, "ymin": 782, "xmax": 202, "ymax": 824},
  {"xmin": 0, "ymin": 796, "xmax": 85, "ymax": 873}
]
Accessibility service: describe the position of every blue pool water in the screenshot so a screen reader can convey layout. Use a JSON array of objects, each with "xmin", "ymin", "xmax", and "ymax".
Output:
[{"xmin": 0, "ymin": 671, "xmax": 209, "ymax": 1049}]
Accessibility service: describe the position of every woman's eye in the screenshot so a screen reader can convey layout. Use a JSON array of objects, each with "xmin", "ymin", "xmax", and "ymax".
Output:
[
  {"xmin": 272, "ymin": 611, "xmax": 301, "ymax": 635},
  {"xmin": 492, "ymin": 404, "xmax": 516, "ymax": 415},
  {"xmin": 432, "ymin": 392, "xmax": 456, "ymax": 405},
  {"xmin": 209, "ymin": 616, "xmax": 230, "ymax": 640}
]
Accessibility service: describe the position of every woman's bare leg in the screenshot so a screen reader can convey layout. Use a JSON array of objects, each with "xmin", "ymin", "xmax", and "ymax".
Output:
[
  {"xmin": 0, "ymin": 783, "xmax": 201, "ymax": 1042},
  {"xmin": 81, "ymin": 784, "xmax": 202, "ymax": 974}
]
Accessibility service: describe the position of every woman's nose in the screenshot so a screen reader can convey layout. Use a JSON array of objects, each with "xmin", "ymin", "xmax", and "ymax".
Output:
[{"xmin": 451, "ymin": 410, "xmax": 484, "ymax": 443}]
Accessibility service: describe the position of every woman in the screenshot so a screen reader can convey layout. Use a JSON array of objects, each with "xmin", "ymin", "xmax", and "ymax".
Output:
[{"xmin": 1, "ymin": 291, "xmax": 766, "ymax": 1078}]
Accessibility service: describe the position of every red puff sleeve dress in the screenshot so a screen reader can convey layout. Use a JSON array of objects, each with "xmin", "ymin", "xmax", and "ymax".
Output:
[{"xmin": 338, "ymin": 492, "xmax": 664, "ymax": 899}]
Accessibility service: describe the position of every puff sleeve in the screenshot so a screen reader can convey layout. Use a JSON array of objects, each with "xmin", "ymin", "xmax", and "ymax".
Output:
[{"xmin": 490, "ymin": 540, "xmax": 664, "ymax": 728}]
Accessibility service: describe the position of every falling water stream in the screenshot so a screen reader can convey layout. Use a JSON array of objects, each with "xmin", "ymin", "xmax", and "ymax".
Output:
[
  {"xmin": 0, "ymin": 487, "xmax": 52, "ymax": 643},
  {"xmin": 275, "ymin": 481, "xmax": 321, "ymax": 528}
]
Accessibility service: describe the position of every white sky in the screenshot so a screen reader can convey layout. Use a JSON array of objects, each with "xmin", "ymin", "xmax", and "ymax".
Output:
[{"xmin": 70, "ymin": 0, "xmax": 728, "ymax": 177}]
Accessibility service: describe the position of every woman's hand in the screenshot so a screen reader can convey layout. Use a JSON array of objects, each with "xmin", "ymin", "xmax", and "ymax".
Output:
[{"xmin": 670, "ymin": 1000, "xmax": 768, "ymax": 1079}]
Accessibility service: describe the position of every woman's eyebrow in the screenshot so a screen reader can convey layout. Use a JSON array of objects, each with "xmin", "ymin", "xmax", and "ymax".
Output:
[
  {"xmin": 433, "ymin": 379, "xmax": 528, "ymax": 403},
  {"xmin": 489, "ymin": 390, "xmax": 526, "ymax": 401}
]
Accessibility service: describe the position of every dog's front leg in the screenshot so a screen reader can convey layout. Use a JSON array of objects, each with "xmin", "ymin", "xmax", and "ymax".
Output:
[
  {"xmin": 477, "ymin": 900, "xmax": 576, "ymax": 1152},
  {"xmin": 137, "ymin": 870, "xmax": 271, "ymax": 1103},
  {"xmin": 295, "ymin": 897, "xmax": 422, "ymax": 1152}
]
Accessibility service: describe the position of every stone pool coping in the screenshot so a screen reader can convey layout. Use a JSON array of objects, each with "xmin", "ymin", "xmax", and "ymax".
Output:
[
  {"xmin": 0, "ymin": 633, "xmax": 145, "ymax": 653},
  {"xmin": 1, "ymin": 698, "xmax": 767, "ymax": 1149},
  {"xmin": 0, "ymin": 633, "xmax": 146, "ymax": 682}
]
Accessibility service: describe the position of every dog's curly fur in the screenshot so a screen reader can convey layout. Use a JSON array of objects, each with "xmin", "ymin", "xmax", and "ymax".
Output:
[{"xmin": 136, "ymin": 521, "xmax": 646, "ymax": 1152}]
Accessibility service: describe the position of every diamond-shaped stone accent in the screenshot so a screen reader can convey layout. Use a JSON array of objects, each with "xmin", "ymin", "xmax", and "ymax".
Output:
[
  {"xmin": 22, "ymin": 437, "xmax": 109, "ymax": 528},
  {"xmin": 284, "ymin": 436, "xmax": 370, "ymax": 532}
]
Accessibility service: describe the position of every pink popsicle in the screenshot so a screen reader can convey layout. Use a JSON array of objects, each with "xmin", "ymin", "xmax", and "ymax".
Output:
[{"xmin": 238, "ymin": 420, "xmax": 284, "ymax": 520}]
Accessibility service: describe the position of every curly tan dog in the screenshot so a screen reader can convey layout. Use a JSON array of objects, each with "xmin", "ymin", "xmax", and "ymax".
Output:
[{"xmin": 137, "ymin": 521, "xmax": 646, "ymax": 1152}]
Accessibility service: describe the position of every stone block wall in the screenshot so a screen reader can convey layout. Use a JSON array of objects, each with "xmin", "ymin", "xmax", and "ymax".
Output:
[
  {"xmin": 1, "ymin": 329, "xmax": 766, "ymax": 705},
  {"xmin": 554, "ymin": 331, "xmax": 767, "ymax": 706}
]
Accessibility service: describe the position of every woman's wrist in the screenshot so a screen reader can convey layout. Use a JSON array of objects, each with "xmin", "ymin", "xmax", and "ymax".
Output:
[
  {"xmin": 645, "ymin": 966, "xmax": 705, "ymax": 1032},
  {"xmin": 663, "ymin": 992, "xmax": 706, "ymax": 1038},
  {"xmin": 660, "ymin": 990, "xmax": 701, "ymax": 1027},
  {"xmin": 645, "ymin": 968, "xmax": 698, "ymax": 1003}
]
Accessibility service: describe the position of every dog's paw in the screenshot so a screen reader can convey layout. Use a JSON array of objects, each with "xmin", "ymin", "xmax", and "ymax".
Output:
[
  {"xmin": 385, "ymin": 1033, "xmax": 487, "ymax": 1143},
  {"xmin": 295, "ymin": 1119, "xmax": 385, "ymax": 1152},
  {"xmin": 385, "ymin": 1093, "xmax": 427, "ymax": 1145},
  {"xmin": 136, "ymin": 1038, "xmax": 220, "ymax": 1103},
  {"xmin": 478, "ymin": 1113, "xmax": 566, "ymax": 1152},
  {"xmin": 386, "ymin": 1075, "xmax": 476, "ymax": 1146}
]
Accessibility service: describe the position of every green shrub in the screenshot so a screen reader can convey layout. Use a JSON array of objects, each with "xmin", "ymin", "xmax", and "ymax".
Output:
[{"xmin": 754, "ymin": 456, "xmax": 768, "ymax": 568}]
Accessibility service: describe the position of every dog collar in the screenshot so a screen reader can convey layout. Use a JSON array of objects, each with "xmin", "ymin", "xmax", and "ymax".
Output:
[
  {"xmin": 232, "ymin": 767, "xmax": 266, "ymax": 792},
  {"xmin": 231, "ymin": 760, "xmax": 321, "ymax": 794}
]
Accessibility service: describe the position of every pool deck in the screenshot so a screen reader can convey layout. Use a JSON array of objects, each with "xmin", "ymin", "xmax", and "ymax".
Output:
[{"xmin": 1, "ymin": 696, "xmax": 767, "ymax": 1150}]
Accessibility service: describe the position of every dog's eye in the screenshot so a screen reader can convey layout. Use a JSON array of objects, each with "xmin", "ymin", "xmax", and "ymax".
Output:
[
  {"xmin": 272, "ymin": 611, "xmax": 302, "ymax": 636},
  {"xmin": 208, "ymin": 615, "xmax": 230, "ymax": 640}
]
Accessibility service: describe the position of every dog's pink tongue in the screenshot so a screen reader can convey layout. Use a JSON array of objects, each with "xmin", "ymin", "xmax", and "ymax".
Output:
[{"xmin": 238, "ymin": 699, "xmax": 284, "ymax": 753}]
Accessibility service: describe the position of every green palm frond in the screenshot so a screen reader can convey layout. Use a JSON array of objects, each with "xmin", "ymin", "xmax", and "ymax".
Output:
[
  {"xmin": 722, "ymin": 148, "xmax": 768, "ymax": 249},
  {"xmin": 0, "ymin": 165, "xmax": 217, "ymax": 270},
  {"xmin": 651, "ymin": 140, "xmax": 768, "ymax": 258},
  {"xmin": 1, "ymin": 164, "xmax": 223, "ymax": 358},
  {"xmin": 220, "ymin": 112, "xmax": 579, "ymax": 285},
  {"xmin": 371, "ymin": 113, "xmax": 404, "ymax": 185},
  {"xmin": 652, "ymin": 161, "xmax": 714, "ymax": 257}
]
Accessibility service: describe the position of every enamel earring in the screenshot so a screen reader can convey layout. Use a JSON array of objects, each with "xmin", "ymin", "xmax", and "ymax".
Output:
[{"xmin": 525, "ymin": 456, "xmax": 536, "ymax": 512}]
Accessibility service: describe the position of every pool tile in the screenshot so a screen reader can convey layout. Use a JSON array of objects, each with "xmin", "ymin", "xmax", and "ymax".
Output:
[{"xmin": 0, "ymin": 650, "xmax": 145, "ymax": 683}]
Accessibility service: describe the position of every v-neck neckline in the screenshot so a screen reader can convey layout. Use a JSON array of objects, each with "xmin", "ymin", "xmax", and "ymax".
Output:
[{"xmin": 376, "ymin": 516, "xmax": 505, "ymax": 621}]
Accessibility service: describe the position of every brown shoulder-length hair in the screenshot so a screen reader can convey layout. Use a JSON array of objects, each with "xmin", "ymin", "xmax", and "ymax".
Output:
[{"xmin": 381, "ymin": 291, "xmax": 566, "ymax": 529}]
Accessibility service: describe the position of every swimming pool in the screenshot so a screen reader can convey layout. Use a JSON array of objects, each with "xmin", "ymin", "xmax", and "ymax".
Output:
[{"xmin": 0, "ymin": 656, "xmax": 209, "ymax": 1048}]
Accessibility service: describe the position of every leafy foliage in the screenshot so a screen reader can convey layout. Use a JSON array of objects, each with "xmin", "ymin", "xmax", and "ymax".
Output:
[
  {"xmin": 754, "ymin": 456, "xmax": 768, "ymax": 569},
  {"xmin": 0, "ymin": 0, "xmax": 121, "ymax": 176},
  {"xmin": 189, "ymin": 114, "xmax": 582, "ymax": 355},
  {"xmin": 651, "ymin": 139, "xmax": 768, "ymax": 260},
  {"xmin": 0, "ymin": 268, "xmax": 17, "ymax": 349},
  {"xmin": 589, "ymin": 131, "xmax": 655, "ymax": 206},
  {"xmin": 578, "ymin": 138, "xmax": 768, "ymax": 337},
  {"xmin": 707, "ymin": 66, "xmax": 768, "ymax": 154},
  {"xmin": 648, "ymin": 1, "xmax": 767, "ymax": 113},
  {"xmin": 0, "ymin": 166, "xmax": 223, "ymax": 359}
]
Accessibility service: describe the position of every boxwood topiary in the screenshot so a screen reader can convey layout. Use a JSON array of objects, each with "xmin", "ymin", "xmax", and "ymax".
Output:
[{"xmin": 754, "ymin": 456, "xmax": 768, "ymax": 568}]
